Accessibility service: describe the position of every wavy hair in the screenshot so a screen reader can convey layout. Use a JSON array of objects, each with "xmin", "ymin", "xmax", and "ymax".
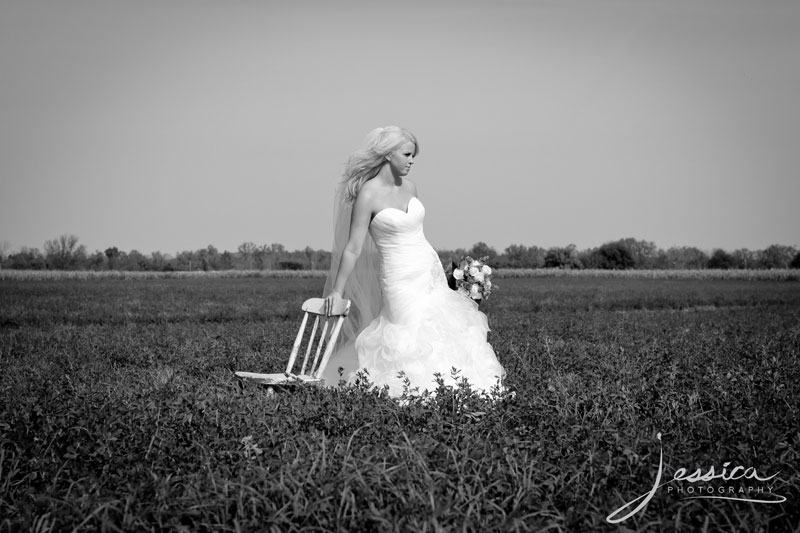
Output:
[{"xmin": 341, "ymin": 126, "xmax": 419, "ymax": 202}]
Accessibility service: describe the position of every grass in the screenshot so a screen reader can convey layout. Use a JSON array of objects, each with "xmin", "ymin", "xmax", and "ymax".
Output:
[
  {"xmin": 0, "ymin": 269, "xmax": 326, "ymax": 281},
  {"xmin": 1, "ymin": 267, "xmax": 798, "ymax": 282},
  {"xmin": 1, "ymin": 277, "xmax": 799, "ymax": 532}
]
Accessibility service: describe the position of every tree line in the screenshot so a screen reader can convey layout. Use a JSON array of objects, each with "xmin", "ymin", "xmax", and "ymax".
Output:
[{"xmin": 1, "ymin": 235, "xmax": 799, "ymax": 271}]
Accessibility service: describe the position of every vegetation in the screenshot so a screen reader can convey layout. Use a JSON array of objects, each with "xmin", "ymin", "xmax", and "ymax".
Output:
[
  {"xmin": 2, "ymin": 268, "xmax": 799, "ymax": 283},
  {"xmin": 2, "ymin": 234, "xmax": 798, "ymax": 272},
  {"xmin": 1, "ymin": 276, "xmax": 798, "ymax": 531}
]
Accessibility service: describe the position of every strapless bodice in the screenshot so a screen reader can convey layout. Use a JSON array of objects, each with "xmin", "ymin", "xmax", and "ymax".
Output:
[
  {"xmin": 369, "ymin": 196, "xmax": 425, "ymax": 248},
  {"xmin": 367, "ymin": 197, "xmax": 447, "ymax": 322}
]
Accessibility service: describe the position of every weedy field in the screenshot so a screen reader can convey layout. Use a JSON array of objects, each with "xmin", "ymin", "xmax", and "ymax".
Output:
[{"xmin": 1, "ymin": 276, "xmax": 798, "ymax": 532}]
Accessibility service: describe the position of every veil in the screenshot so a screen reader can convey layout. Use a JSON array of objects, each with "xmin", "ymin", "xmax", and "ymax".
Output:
[{"xmin": 320, "ymin": 181, "xmax": 382, "ymax": 386}]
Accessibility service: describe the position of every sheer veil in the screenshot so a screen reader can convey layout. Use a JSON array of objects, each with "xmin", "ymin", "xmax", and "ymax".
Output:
[{"xmin": 320, "ymin": 181, "xmax": 382, "ymax": 385}]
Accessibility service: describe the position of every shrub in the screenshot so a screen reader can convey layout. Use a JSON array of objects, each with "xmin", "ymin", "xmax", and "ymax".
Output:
[
  {"xmin": 707, "ymin": 249, "xmax": 736, "ymax": 269},
  {"xmin": 594, "ymin": 242, "xmax": 635, "ymax": 270},
  {"xmin": 791, "ymin": 250, "xmax": 800, "ymax": 269}
]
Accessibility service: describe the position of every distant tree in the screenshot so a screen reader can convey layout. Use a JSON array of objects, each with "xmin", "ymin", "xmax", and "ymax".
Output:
[
  {"xmin": 501, "ymin": 244, "xmax": 545, "ymax": 269},
  {"xmin": 149, "ymin": 251, "xmax": 171, "ymax": 271},
  {"xmin": 500, "ymin": 244, "xmax": 524, "ymax": 268},
  {"xmin": 218, "ymin": 251, "xmax": 234, "ymax": 270},
  {"xmin": 44, "ymin": 234, "xmax": 87, "ymax": 269},
  {"xmin": 707, "ymin": 249, "xmax": 736, "ymax": 269},
  {"xmin": 613, "ymin": 238, "xmax": 657, "ymax": 269},
  {"xmin": 7, "ymin": 247, "xmax": 45, "ymax": 269},
  {"xmin": 199, "ymin": 245, "xmax": 220, "ymax": 271},
  {"xmin": 469, "ymin": 242, "xmax": 497, "ymax": 262},
  {"xmin": 648, "ymin": 249, "xmax": 671, "ymax": 269},
  {"xmin": 254, "ymin": 245, "xmax": 270, "ymax": 270},
  {"xmin": 237, "ymin": 242, "xmax": 258, "ymax": 270},
  {"xmin": 278, "ymin": 260, "xmax": 304, "ymax": 270},
  {"xmin": 175, "ymin": 250, "xmax": 196, "ymax": 271},
  {"xmin": 318, "ymin": 249, "xmax": 332, "ymax": 271},
  {"xmin": 593, "ymin": 241, "xmax": 635, "ymax": 270},
  {"xmin": 663, "ymin": 247, "xmax": 708, "ymax": 269},
  {"xmin": 526, "ymin": 246, "xmax": 546, "ymax": 268},
  {"xmin": 119, "ymin": 250, "xmax": 148, "ymax": 271},
  {"xmin": 267, "ymin": 243, "xmax": 286, "ymax": 270},
  {"xmin": 759, "ymin": 244, "xmax": 796, "ymax": 269},
  {"xmin": 304, "ymin": 246, "xmax": 316, "ymax": 270},
  {"xmin": 302, "ymin": 246, "xmax": 330, "ymax": 271},
  {"xmin": 577, "ymin": 247, "xmax": 600, "ymax": 269},
  {"xmin": 731, "ymin": 248, "xmax": 756, "ymax": 269},
  {"xmin": 790, "ymin": 251, "xmax": 800, "ymax": 269},
  {"xmin": 105, "ymin": 247, "xmax": 120, "ymax": 270},
  {"xmin": 0, "ymin": 240, "xmax": 11, "ymax": 270},
  {"xmin": 316, "ymin": 249, "xmax": 332, "ymax": 271},
  {"xmin": 544, "ymin": 244, "xmax": 581, "ymax": 269},
  {"xmin": 437, "ymin": 248, "xmax": 468, "ymax": 269},
  {"xmin": 87, "ymin": 250, "xmax": 106, "ymax": 270}
]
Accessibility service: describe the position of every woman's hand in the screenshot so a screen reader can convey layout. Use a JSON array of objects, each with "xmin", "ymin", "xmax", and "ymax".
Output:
[{"xmin": 324, "ymin": 291, "xmax": 343, "ymax": 316}]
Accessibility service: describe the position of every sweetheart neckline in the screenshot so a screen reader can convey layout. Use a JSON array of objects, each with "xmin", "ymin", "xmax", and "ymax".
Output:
[{"xmin": 371, "ymin": 196, "xmax": 419, "ymax": 224}]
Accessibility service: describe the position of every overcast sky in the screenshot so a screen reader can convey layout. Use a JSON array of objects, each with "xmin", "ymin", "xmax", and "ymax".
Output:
[{"xmin": 1, "ymin": 0, "xmax": 798, "ymax": 256}]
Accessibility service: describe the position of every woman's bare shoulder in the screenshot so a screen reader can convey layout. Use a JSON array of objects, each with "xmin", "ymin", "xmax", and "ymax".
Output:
[
  {"xmin": 357, "ymin": 179, "xmax": 381, "ymax": 203},
  {"xmin": 359, "ymin": 178, "xmax": 382, "ymax": 195},
  {"xmin": 353, "ymin": 181, "xmax": 379, "ymax": 211}
]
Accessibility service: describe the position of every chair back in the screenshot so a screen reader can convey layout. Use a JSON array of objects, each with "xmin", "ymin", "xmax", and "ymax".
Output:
[{"xmin": 285, "ymin": 297, "xmax": 351, "ymax": 381}]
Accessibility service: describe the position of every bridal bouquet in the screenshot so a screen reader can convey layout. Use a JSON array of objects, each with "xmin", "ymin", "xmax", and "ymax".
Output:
[{"xmin": 447, "ymin": 256, "xmax": 494, "ymax": 301}]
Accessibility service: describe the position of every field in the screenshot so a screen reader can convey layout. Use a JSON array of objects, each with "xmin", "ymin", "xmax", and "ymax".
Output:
[{"xmin": 1, "ymin": 276, "xmax": 799, "ymax": 532}]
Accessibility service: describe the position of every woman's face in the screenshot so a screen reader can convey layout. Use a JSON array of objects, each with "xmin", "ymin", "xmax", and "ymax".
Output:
[{"xmin": 386, "ymin": 141, "xmax": 416, "ymax": 177}]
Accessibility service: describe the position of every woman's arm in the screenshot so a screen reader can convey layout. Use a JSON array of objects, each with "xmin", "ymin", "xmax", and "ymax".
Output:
[{"xmin": 324, "ymin": 191, "xmax": 372, "ymax": 314}]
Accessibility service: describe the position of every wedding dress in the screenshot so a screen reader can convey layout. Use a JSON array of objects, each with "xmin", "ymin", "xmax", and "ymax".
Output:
[{"xmin": 323, "ymin": 195, "xmax": 505, "ymax": 397}]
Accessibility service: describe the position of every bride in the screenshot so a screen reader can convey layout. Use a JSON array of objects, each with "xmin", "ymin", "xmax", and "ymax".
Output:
[{"xmin": 322, "ymin": 126, "xmax": 505, "ymax": 396}]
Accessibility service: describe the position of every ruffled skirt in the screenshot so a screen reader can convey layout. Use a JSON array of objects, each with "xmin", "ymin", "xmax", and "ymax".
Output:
[{"xmin": 355, "ymin": 283, "xmax": 505, "ymax": 397}]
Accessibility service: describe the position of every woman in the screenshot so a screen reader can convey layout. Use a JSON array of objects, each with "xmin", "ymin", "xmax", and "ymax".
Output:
[{"xmin": 323, "ymin": 126, "xmax": 504, "ymax": 396}]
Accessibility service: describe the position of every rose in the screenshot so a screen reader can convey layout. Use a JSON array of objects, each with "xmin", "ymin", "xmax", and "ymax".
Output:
[
  {"xmin": 469, "ymin": 284, "xmax": 482, "ymax": 298},
  {"xmin": 481, "ymin": 265, "xmax": 492, "ymax": 275},
  {"xmin": 474, "ymin": 272, "xmax": 485, "ymax": 283},
  {"xmin": 453, "ymin": 269, "xmax": 464, "ymax": 280},
  {"xmin": 469, "ymin": 266, "xmax": 480, "ymax": 277}
]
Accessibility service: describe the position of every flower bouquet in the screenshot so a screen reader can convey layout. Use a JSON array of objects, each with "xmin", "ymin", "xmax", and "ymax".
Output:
[{"xmin": 447, "ymin": 256, "xmax": 494, "ymax": 304}]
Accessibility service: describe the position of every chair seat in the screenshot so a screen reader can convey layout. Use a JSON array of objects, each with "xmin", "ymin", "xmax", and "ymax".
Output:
[{"xmin": 234, "ymin": 371, "xmax": 323, "ymax": 386}]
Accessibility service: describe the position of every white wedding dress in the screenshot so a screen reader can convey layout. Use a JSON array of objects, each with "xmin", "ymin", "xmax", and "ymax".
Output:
[{"xmin": 325, "ymin": 196, "xmax": 505, "ymax": 397}]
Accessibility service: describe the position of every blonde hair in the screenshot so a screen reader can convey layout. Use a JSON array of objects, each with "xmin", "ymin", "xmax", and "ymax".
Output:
[{"xmin": 342, "ymin": 126, "xmax": 419, "ymax": 202}]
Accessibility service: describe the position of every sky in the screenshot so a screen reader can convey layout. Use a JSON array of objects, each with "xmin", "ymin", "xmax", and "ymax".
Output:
[{"xmin": 1, "ymin": 0, "xmax": 798, "ymax": 256}]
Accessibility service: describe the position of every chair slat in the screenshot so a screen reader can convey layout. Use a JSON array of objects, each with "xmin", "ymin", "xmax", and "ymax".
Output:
[
  {"xmin": 315, "ymin": 314, "xmax": 346, "ymax": 378},
  {"xmin": 308, "ymin": 318, "xmax": 330, "ymax": 375},
  {"xmin": 300, "ymin": 315, "xmax": 320, "ymax": 375},
  {"xmin": 285, "ymin": 311, "xmax": 310, "ymax": 374}
]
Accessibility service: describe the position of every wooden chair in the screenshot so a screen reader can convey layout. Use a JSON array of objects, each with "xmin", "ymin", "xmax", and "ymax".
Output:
[{"xmin": 235, "ymin": 297, "xmax": 351, "ymax": 388}]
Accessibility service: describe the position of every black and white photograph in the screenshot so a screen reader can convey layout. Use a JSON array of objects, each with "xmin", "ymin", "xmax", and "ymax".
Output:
[{"xmin": 1, "ymin": 0, "xmax": 798, "ymax": 531}]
